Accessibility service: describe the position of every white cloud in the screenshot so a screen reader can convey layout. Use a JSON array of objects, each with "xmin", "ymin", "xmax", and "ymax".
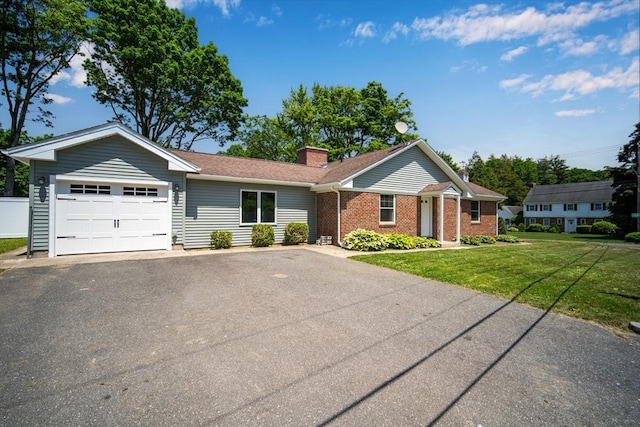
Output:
[
  {"xmin": 382, "ymin": 22, "xmax": 409, "ymax": 43},
  {"xmin": 257, "ymin": 16, "xmax": 273, "ymax": 27},
  {"xmin": 316, "ymin": 15, "xmax": 352, "ymax": 30},
  {"xmin": 555, "ymin": 109, "xmax": 596, "ymax": 117},
  {"xmin": 558, "ymin": 35, "xmax": 607, "ymax": 57},
  {"xmin": 272, "ymin": 5, "xmax": 282, "ymax": 17},
  {"xmin": 499, "ymin": 74, "xmax": 532, "ymax": 89},
  {"xmin": 450, "ymin": 60, "xmax": 488, "ymax": 73},
  {"xmin": 503, "ymin": 56, "xmax": 639, "ymax": 99},
  {"xmin": 49, "ymin": 42, "xmax": 93, "ymax": 88},
  {"xmin": 409, "ymin": 0, "xmax": 638, "ymax": 46},
  {"xmin": 619, "ymin": 29, "xmax": 640, "ymax": 54},
  {"xmin": 166, "ymin": 0, "xmax": 240, "ymax": 17},
  {"xmin": 354, "ymin": 21, "xmax": 375, "ymax": 38},
  {"xmin": 500, "ymin": 46, "xmax": 528, "ymax": 61},
  {"xmin": 43, "ymin": 93, "xmax": 73, "ymax": 105}
]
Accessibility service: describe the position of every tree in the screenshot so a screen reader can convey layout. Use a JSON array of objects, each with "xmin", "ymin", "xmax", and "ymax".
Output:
[
  {"xmin": 565, "ymin": 168, "xmax": 610, "ymax": 183},
  {"xmin": 609, "ymin": 122, "xmax": 639, "ymax": 233},
  {"xmin": 233, "ymin": 81, "xmax": 416, "ymax": 163},
  {"xmin": 435, "ymin": 151, "xmax": 459, "ymax": 171},
  {"xmin": 0, "ymin": 129, "xmax": 52, "ymax": 196},
  {"xmin": 536, "ymin": 155, "xmax": 568, "ymax": 185},
  {"xmin": 84, "ymin": 0, "xmax": 247, "ymax": 150},
  {"xmin": 0, "ymin": 0, "xmax": 89, "ymax": 196}
]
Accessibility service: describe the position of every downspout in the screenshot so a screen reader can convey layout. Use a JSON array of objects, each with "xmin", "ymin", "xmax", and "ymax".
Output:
[
  {"xmin": 496, "ymin": 201, "xmax": 500, "ymax": 235},
  {"xmin": 439, "ymin": 193, "xmax": 444, "ymax": 244},
  {"xmin": 456, "ymin": 194, "xmax": 461, "ymax": 243},
  {"xmin": 331, "ymin": 186, "xmax": 343, "ymax": 247}
]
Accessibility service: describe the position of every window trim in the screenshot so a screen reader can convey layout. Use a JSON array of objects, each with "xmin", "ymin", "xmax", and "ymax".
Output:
[
  {"xmin": 240, "ymin": 189, "xmax": 277, "ymax": 226},
  {"xmin": 379, "ymin": 194, "xmax": 396, "ymax": 225},
  {"xmin": 542, "ymin": 218, "xmax": 550, "ymax": 226},
  {"xmin": 470, "ymin": 200, "xmax": 480, "ymax": 223},
  {"xmin": 557, "ymin": 218, "xmax": 563, "ymax": 225}
]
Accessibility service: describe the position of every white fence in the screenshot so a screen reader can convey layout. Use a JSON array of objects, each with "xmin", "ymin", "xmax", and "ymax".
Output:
[{"xmin": 0, "ymin": 198, "xmax": 29, "ymax": 238}]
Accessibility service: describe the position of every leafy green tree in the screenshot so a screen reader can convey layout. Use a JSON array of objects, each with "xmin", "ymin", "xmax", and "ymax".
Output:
[
  {"xmin": 0, "ymin": 0, "xmax": 89, "ymax": 196},
  {"xmin": 231, "ymin": 81, "xmax": 416, "ymax": 163},
  {"xmin": 536, "ymin": 155, "xmax": 568, "ymax": 185},
  {"xmin": 0, "ymin": 129, "xmax": 52, "ymax": 196},
  {"xmin": 435, "ymin": 151, "xmax": 459, "ymax": 171},
  {"xmin": 220, "ymin": 143, "xmax": 248, "ymax": 157},
  {"xmin": 609, "ymin": 122, "xmax": 639, "ymax": 233},
  {"xmin": 565, "ymin": 168, "xmax": 610, "ymax": 183},
  {"xmin": 84, "ymin": 0, "xmax": 247, "ymax": 150}
]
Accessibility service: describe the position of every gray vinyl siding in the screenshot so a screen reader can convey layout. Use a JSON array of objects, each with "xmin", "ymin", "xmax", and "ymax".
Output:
[
  {"xmin": 353, "ymin": 146, "xmax": 450, "ymax": 193},
  {"xmin": 30, "ymin": 137, "xmax": 186, "ymax": 251},
  {"xmin": 184, "ymin": 180, "xmax": 317, "ymax": 248}
]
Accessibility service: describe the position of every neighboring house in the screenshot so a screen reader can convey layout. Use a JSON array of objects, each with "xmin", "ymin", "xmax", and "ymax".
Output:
[
  {"xmin": 523, "ymin": 181, "xmax": 614, "ymax": 232},
  {"xmin": 2, "ymin": 123, "xmax": 504, "ymax": 257},
  {"xmin": 498, "ymin": 205, "xmax": 523, "ymax": 226}
]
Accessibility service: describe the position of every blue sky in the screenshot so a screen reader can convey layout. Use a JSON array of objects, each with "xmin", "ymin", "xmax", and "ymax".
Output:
[{"xmin": 6, "ymin": 0, "xmax": 640, "ymax": 170}]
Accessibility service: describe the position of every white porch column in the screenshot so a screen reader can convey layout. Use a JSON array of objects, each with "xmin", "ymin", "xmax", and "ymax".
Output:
[
  {"xmin": 456, "ymin": 194, "xmax": 461, "ymax": 242},
  {"xmin": 439, "ymin": 193, "xmax": 444, "ymax": 243}
]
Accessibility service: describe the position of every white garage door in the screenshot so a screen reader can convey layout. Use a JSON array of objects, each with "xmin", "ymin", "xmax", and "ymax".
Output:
[{"xmin": 55, "ymin": 182, "xmax": 169, "ymax": 256}]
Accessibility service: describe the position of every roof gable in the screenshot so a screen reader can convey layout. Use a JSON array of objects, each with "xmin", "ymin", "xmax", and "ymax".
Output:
[{"xmin": 3, "ymin": 123, "xmax": 199, "ymax": 173}]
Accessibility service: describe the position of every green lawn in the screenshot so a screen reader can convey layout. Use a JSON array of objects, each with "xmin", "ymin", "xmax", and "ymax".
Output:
[
  {"xmin": 510, "ymin": 231, "xmax": 624, "ymax": 243},
  {"xmin": 0, "ymin": 238, "xmax": 27, "ymax": 255},
  {"xmin": 352, "ymin": 241, "xmax": 640, "ymax": 335}
]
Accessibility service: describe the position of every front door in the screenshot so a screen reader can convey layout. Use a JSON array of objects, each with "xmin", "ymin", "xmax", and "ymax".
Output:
[
  {"xmin": 565, "ymin": 218, "xmax": 576, "ymax": 233},
  {"xmin": 420, "ymin": 197, "xmax": 432, "ymax": 237}
]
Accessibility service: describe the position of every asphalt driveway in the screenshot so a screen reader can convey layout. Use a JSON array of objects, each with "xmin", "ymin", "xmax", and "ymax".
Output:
[{"xmin": 1, "ymin": 249, "xmax": 638, "ymax": 426}]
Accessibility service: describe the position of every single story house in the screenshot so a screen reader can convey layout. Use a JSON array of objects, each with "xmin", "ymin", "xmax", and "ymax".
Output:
[
  {"xmin": 523, "ymin": 181, "xmax": 614, "ymax": 232},
  {"xmin": 498, "ymin": 205, "xmax": 523, "ymax": 226},
  {"xmin": 3, "ymin": 123, "xmax": 504, "ymax": 257}
]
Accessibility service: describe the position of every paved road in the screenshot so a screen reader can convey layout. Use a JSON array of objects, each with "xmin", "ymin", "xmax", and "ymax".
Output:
[{"xmin": 0, "ymin": 249, "xmax": 638, "ymax": 426}]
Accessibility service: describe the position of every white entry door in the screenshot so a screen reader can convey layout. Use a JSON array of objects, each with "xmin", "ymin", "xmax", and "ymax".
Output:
[
  {"xmin": 565, "ymin": 218, "xmax": 577, "ymax": 233},
  {"xmin": 421, "ymin": 197, "xmax": 432, "ymax": 237},
  {"xmin": 54, "ymin": 182, "xmax": 169, "ymax": 256}
]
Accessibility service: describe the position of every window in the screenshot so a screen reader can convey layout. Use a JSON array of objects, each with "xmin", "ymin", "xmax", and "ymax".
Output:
[
  {"xmin": 542, "ymin": 218, "xmax": 550, "ymax": 226},
  {"xmin": 241, "ymin": 190, "xmax": 276, "ymax": 224},
  {"xmin": 541, "ymin": 204, "xmax": 552, "ymax": 211},
  {"xmin": 528, "ymin": 218, "xmax": 536, "ymax": 225},
  {"xmin": 471, "ymin": 200, "xmax": 480, "ymax": 222},
  {"xmin": 579, "ymin": 218, "xmax": 587, "ymax": 225},
  {"xmin": 557, "ymin": 218, "xmax": 563, "ymax": 225},
  {"xmin": 123, "ymin": 187, "xmax": 158, "ymax": 197},
  {"xmin": 379, "ymin": 194, "xmax": 395, "ymax": 224},
  {"xmin": 564, "ymin": 203, "xmax": 577, "ymax": 211},
  {"xmin": 526, "ymin": 204, "xmax": 537, "ymax": 211},
  {"xmin": 70, "ymin": 184, "xmax": 110, "ymax": 195}
]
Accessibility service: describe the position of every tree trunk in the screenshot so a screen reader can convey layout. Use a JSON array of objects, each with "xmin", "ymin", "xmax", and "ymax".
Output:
[{"xmin": 4, "ymin": 156, "xmax": 15, "ymax": 196}]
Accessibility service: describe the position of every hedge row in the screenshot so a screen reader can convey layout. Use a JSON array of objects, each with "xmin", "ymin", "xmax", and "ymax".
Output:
[{"xmin": 342, "ymin": 229, "xmax": 441, "ymax": 251}]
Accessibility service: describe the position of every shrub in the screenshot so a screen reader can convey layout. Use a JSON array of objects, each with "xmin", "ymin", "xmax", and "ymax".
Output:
[
  {"xmin": 385, "ymin": 233, "xmax": 416, "ymax": 250},
  {"xmin": 517, "ymin": 223, "xmax": 526, "ymax": 232},
  {"xmin": 478, "ymin": 235, "xmax": 497, "ymax": 244},
  {"xmin": 624, "ymin": 232, "xmax": 640, "ymax": 243},
  {"xmin": 498, "ymin": 217, "xmax": 507, "ymax": 235},
  {"xmin": 210, "ymin": 231, "xmax": 232, "ymax": 249},
  {"xmin": 547, "ymin": 223, "xmax": 561, "ymax": 233},
  {"xmin": 283, "ymin": 222, "xmax": 309, "ymax": 245},
  {"xmin": 507, "ymin": 226, "xmax": 519, "ymax": 232},
  {"xmin": 343, "ymin": 229, "xmax": 388, "ymax": 251},
  {"xmin": 591, "ymin": 221, "xmax": 616, "ymax": 235},
  {"xmin": 251, "ymin": 224, "xmax": 275, "ymax": 247},
  {"xmin": 460, "ymin": 235, "xmax": 481, "ymax": 245},
  {"xmin": 526, "ymin": 223, "xmax": 546, "ymax": 232},
  {"xmin": 576, "ymin": 224, "xmax": 592, "ymax": 234},
  {"xmin": 413, "ymin": 237, "xmax": 441, "ymax": 248},
  {"xmin": 496, "ymin": 234, "xmax": 519, "ymax": 243}
]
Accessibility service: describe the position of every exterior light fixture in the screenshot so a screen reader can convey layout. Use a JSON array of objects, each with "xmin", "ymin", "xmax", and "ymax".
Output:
[
  {"xmin": 37, "ymin": 176, "xmax": 46, "ymax": 186},
  {"xmin": 173, "ymin": 183, "xmax": 180, "ymax": 192}
]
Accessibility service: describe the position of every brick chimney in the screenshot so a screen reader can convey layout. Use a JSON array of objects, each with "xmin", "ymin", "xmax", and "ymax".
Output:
[
  {"xmin": 297, "ymin": 146, "xmax": 328, "ymax": 168},
  {"xmin": 458, "ymin": 169, "xmax": 469, "ymax": 182}
]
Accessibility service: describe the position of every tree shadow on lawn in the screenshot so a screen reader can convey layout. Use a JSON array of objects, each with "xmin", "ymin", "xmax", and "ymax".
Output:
[{"xmin": 318, "ymin": 245, "xmax": 609, "ymax": 426}]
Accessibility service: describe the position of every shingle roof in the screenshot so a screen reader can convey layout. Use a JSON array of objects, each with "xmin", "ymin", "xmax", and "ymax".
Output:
[
  {"xmin": 501, "ymin": 205, "xmax": 523, "ymax": 215},
  {"xmin": 171, "ymin": 142, "xmax": 504, "ymax": 199},
  {"xmin": 524, "ymin": 181, "xmax": 614, "ymax": 203},
  {"xmin": 170, "ymin": 150, "xmax": 328, "ymax": 184}
]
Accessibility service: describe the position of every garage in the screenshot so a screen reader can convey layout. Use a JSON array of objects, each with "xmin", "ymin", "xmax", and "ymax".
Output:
[{"xmin": 53, "ymin": 181, "xmax": 171, "ymax": 256}]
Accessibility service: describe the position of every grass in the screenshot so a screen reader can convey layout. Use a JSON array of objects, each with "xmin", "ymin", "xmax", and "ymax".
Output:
[
  {"xmin": 352, "ymin": 241, "xmax": 640, "ymax": 335},
  {"xmin": 510, "ymin": 231, "xmax": 624, "ymax": 243},
  {"xmin": 0, "ymin": 238, "xmax": 27, "ymax": 255}
]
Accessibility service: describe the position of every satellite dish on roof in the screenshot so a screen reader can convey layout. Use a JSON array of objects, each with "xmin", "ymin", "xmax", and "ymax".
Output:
[{"xmin": 394, "ymin": 121, "xmax": 408, "ymax": 134}]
